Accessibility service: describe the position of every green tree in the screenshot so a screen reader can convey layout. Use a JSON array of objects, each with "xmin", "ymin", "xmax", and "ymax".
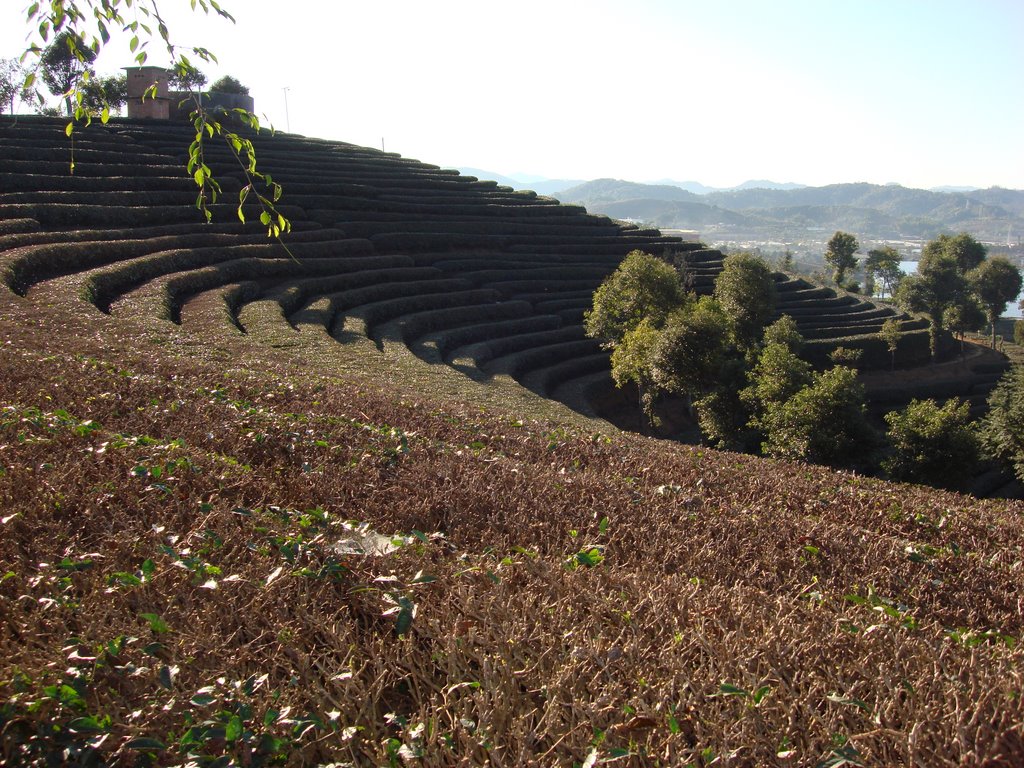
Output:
[
  {"xmin": 39, "ymin": 29, "xmax": 97, "ymax": 115},
  {"xmin": 882, "ymin": 399, "xmax": 979, "ymax": 490},
  {"xmin": 713, "ymin": 251, "xmax": 776, "ymax": 352},
  {"xmin": 759, "ymin": 366, "xmax": 875, "ymax": 469},
  {"xmin": 650, "ymin": 297, "xmax": 731, "ymax": 415},
  {"xmin": 169, "ymin": 64, "xmax": 208, "ymax": 92},
  {"xmin": 865, "ymin": 246, "xmax": 903, "ymax": 297},
  {"xmin": 1014, "ymin": 319, "xmax": 1024, "ymax": 347},
  {"xmin": 825, "ymin": 231, "xmax": 859, "ymax": 286},
  {"xmin": 0, "ymin": 57, "xmax": 25, "ymax": 114},
  {"xmin": 209, "ymin": 74, "xmax": 249, "ymax": 95},
  {"xmin": 879, "ymin": 317, "xmax": 901, "ymax": 371},
  {"xmin": 610, "ymin": 318, "xmax": 662, "ymax": 428},
  {"xmin": 741, "ymin": 342, "xmax": 813, "ymax": 442},
  {"xmin": 944, "ymin": 296, "xmax": 985, "ymax": 355},
  {"xmin": 923, "ymin": 232, "xmax": 987, "ymax": 273},
  {"xmin": 895, "ymin": 251, "xmax": 968, "ymax": 362},
  {"xmin": 695, "ymin": 358, "xmax": 754, "ymax": 451},
  {"xmin": 762, "ymin": 315, "xmax": 803, "ymax": 353},
  {"xmin": 981, "ymin": 366, "xmax": 1024, "ymax": 483},
  {"xmin": 79, "ymin": 72, "xmax": 126, "ymax": 113},
  {"xmin": 968, "ymin": 256, "xmax": 1023, "ymax": 349},
  {"xmin": 585, "ymin": 251, "xmax": 685, "ymax": 347}
]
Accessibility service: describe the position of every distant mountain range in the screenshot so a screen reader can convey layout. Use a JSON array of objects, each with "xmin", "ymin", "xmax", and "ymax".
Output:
[
  {"xmin": 454, "ymin": 168, "xmax": 585, "ymax": 197},
  {"xmin": 454, "ymin": 169, "xmax": 809, "ymax": 197},
  {"xmin": 452, "ymin": 169, "xmax": 1022, "ymax": 243},
  {"xmin": 554, "ymin": 179, "xmax": 1024, "ymax": 244}
]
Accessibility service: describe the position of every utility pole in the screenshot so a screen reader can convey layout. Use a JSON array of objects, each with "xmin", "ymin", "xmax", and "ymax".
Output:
[{"xmin": 282, "ymin": 87, "xmax": 291, "ymax": 133}]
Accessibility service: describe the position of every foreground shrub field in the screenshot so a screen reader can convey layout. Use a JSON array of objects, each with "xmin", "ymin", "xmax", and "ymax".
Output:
[{"xmin": 2, "ymin": 285, "xmax": 1024, "ymax": 768}]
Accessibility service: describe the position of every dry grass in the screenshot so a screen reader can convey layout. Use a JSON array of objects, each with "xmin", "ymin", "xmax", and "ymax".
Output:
[{"xmin": 2, "ymin": 116, "xmax": 1023, "ymax": 767}]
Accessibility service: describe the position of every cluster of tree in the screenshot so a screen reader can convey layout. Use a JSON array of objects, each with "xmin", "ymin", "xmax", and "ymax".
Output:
[
  {"xmin": 863, "ymin": 245, "xmax": 903, "ymax": 298},
  {"xmin": 1, "ymin": 31, "xmax": 126, "ymax": 117},
  {"xmin": 585, "ymin": 248, "xmax": 1011, "ymax": 492},
  {"xmin": 894, "ymin": 232, "xmax": 1022, "ymax": 357},
  {"xmin": 822, "ymin": 230, "xmax": 1022, "ymax": 359},
  {"xmin": 586, "ymin": 250, "xmax": 875, "ymax": 469},
  {"xmin": 2, "ymin": 33, "xmax": 251, "ymax": 118}
]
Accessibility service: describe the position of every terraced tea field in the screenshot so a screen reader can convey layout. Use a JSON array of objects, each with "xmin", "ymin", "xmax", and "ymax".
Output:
[{"xmin": 2, "ymin": 116, "xmax": 1023, "ymax": 766}]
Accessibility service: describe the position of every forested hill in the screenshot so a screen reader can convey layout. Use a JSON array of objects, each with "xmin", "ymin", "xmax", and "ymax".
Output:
[{"xmin": 554, "ymin": 179, "xmax": 1024, "ymax": 241}]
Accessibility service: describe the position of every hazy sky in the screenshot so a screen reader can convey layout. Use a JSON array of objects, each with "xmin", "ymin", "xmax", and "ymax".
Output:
[{"xmin": 4, "ymin": 0, "xmax": 1022, "ymax": 189}]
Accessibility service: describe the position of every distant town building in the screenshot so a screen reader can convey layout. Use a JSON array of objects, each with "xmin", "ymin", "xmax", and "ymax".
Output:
[{"xmin": 123, "ymin": 66, "xmax": 255, "ymax": 120}]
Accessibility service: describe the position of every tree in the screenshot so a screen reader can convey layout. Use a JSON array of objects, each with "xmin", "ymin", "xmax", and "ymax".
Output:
[
  {"xmin": 79, "ymin": 72, "xmax": 127, "ymax": 114},
  {"xmin": 585, "ymin": 251, "xmax": 685, "ymax": 348},
  {"xmin": 39, "ymin": 29, "xmax": 97, "ymax": 115},
  {"xmin": 713, "ymin": 251, "xmax": 776, "ymax": 353},
  {"xmin": 759, "ymin": 366, "xmax": 875, "ymax": 469},
  {"xmin": 865, "ymin": 246, "xmax": 903, "ymax": 298},
  {"xmin": 763, "ymin": 315, "xmax": 803, "ymax": 353},
  {"xmin": 924, "ymin": 232, "xmax": 987, "ymax": 274},
  {"xmin": 208, "ymin": 74, "xmax": 249, "ymax": 95},
  {"xmin": 695, "ymin": 358, "xmax": 755, "ymax": 452},
  {"xmin": 882, "ymin": 399, "xmax": 979, "ymax": 490},
  {"xmin": 825, "ymin": 231, "xmax": 859, "ymax": 286},
  {"xmin": 741, "ymin": 342, "xmax": 813, "ymax": 439},
  {"xmin": 169, "ymin": 64, "xmax": 208, "ymax": 92},
  {"xmin": 981, "ymin": 366, "xmax": 1024, "ymax": 483},
  {"xmin": 650, "ymin": 297, "xmax": 731, "ymax": 415},
  {"xmin": 0, "ymin": 57, "xmax": 25, "ymax": 114},
  {"xmin": 968, "ymin": 256, "xmax": 1023, "ymax": 349},
  {"xmin": 944, "ymin": 296, "xmax": 985, "ymax": 355},
  {"xmin": 895, "ymin": 250, "xmax": 968, "ymax": 362},
  {"xmin": 610, "ymin": 318, "xmax": 662, "ymax": 428},
  {"xmin": 879, "ymin": 317, "xmax": 901, "ymax": 371}
]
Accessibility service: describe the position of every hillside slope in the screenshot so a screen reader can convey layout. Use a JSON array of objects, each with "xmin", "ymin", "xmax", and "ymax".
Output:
[{"xmin": 1, "ymin": 117, "xmax": 1023, "ymax": 766}]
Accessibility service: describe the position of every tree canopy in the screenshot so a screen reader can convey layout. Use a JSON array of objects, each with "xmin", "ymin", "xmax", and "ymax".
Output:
[
  {"xmin": 923, "ymin": 232, "xmax": 987, "ymax": 274},
  {"xmin": 983, "ymin": 366, "xmax": 1024, "ymax": 483},
  {"xmin": 895, "ymin": 251, "xmax": 967, "ymax": 362},
  {"xmin": 584, "ymin": 251, "xmax": 685, "ymax": 347},
  {"xmin": 865, "ymin": 246, "xmax": 903, "ymax": 298},
  {"xmin": 610, "ymin": 318, "xmax": 662, "ymax": 427},
  {"xmin": 209, "ymin": 74, "xmax": 249, "ymax": 95},
  {"xmin": 968, "ymin": 256, "xmax": 1023, "ymax": 348},
  {"xmin": 824, "ymin": 231, "xmax": 859, "ymax": 286},
  {"xmin": 713, "ymin": 252, "xmax": 776, "ymax": 352},
  {"xmin": 0, "ymin": 57, "xmax": 25, "ymax": 114},
  {"xmin": 169, "ymin": 64, "xmax": 208, "ymax": 91},
  {"xmin": 79, "ymin": 72, "xmax": 127, "ymax": 113},
  {"xmin": 759, "ymin": 365, "xmax": 875, "ymax": 469},
  {"xmin": 651, "ymin": 296, "xmax": 731, "ymax": 410},
  {"xmin": 883, "ymin": 398, "xmax": 979, "ymax": 490},
  {"xmin": 39, "ymin": 29, "xmax": 97, "ymax": 115}
]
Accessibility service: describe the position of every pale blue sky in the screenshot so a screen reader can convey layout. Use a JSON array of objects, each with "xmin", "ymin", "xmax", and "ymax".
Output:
[{"xmin": 3, "ymin": 0, "xmax": 1022, "ymax": 189}]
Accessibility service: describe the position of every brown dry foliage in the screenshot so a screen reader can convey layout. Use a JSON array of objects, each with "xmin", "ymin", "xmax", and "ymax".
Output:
[
  {"xmin": 1, "ymin": 117, "xmax": 1023, "ymax": 767},
  {"xmin": 1, "ymin": 290, "xmax": 1024, "ymax": 768}
]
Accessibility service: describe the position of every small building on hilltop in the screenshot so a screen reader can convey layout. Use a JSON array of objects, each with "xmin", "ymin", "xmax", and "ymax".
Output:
[
  {"xmin": 123, "ymin": 66, "xmax": 255, "ymax": 120},
  {"xmin": 124, "ymin": 66, "xmax": 172, "ymax": 120}
]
